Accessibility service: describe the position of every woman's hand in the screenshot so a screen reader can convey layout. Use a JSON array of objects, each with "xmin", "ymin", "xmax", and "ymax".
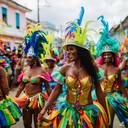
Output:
[{"xmin": 37, "ymin": 108, "xmax": 46, "ymax": 120}]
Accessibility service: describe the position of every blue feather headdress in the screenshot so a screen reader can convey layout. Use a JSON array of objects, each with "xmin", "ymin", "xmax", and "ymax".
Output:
[
  {"xmin": 96, "ymin": 15, "xmax": 120, "ymax": 57},
  {"xmin": 23, "ymin": 24, "xmax": 48, "ymax": 58}
]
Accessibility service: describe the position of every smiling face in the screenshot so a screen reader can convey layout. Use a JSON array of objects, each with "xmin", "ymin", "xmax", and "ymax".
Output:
[
  {"xmin": 103, "ymin": 52, "xmax": 114, "ymax": 63},
  {"xmin": 67, "ymin": 45, "xmax": 79, "ymax": 62},
  {"xmin": 26, "ymin": 56, "xmax": 35, "ymax": 66},
  {"xmin": 45, "ymin": 59, "xmax": 55, "ymax": 68}
]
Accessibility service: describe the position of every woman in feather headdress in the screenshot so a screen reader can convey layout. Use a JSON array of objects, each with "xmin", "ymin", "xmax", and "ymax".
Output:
[
  {"xmin": 14, "ymin": 24, "xmax": 52, "ymax": 128},
  {"xmin": 120, "ymin": 37, "xmax": 128, "ymax": 92},
  {"xmin": 96, "ymin": 16, "xmax": 128, "ymax": 128},
  {"xmin": 37, "ymin": 7, "xmax": 108, "ymax": 128},
  {"xmin": 43, "ymin": 44, "xmax": 58, "ymax": 91}
]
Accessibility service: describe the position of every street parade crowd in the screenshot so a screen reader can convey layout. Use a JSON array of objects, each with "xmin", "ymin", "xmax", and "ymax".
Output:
[{"xmin": 0, "ymin": 7, "xmax": 128, "ymax": 128}]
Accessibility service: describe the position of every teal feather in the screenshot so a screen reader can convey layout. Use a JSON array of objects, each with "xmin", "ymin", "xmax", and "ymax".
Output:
[{"xmin": 96, "ymin": 15, "xmax": 120, "ymax": 57}]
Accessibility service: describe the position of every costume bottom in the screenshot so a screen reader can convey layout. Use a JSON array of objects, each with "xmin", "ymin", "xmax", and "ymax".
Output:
[
  {"xmin": 105, "ymin": 92, "xmax": 128, "ymax": 127},
  {"xmin": 0, "ymin": 96, "xmax": 22, "ymax": 128},
  {"xmin": 39, "ymin": 100, "xmax": 108, "ymax": 128},
  {"xmin": 14, "ymin": 92, "xmax": 47, "ymax": 109}
]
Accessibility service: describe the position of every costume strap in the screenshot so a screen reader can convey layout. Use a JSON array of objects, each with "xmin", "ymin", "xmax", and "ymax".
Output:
[{"xmin": 17, "ymin": 73, "xmax": 24, "ymax": 82}]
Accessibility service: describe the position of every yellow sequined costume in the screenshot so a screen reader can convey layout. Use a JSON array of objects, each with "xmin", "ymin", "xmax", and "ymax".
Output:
[
  {"xmin": 39, "ymin": 67, "xmax": 108, "ymax": 128},
  {"xmin": 100, "ymin": 72, "xmax": 128, "ymax": 126}
]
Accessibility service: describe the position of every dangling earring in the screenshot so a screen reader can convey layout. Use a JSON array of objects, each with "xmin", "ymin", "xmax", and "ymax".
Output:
[
  {"xmin": 112, "ymin": 58, "xmax": 114, "ymax": 62},
  {"xmin": 34, "ymin": 61, "xmax": 36, "ymax": 66}
]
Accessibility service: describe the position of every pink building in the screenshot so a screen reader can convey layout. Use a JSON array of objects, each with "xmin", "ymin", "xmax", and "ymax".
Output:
[{"xmin": 0, "ymin": 0, "xmax": 32, "ymax": 50}]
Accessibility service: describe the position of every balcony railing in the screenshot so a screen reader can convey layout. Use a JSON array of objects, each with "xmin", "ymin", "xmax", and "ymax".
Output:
[{"xmin": 0, "ymin": 24, "xmax": 26, "ymax": 38}]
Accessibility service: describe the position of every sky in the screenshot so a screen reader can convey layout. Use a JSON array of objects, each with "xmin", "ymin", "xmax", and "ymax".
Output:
[{"xmin": 15, "ymin": 0, "xmax": 128, "ymax": 40}]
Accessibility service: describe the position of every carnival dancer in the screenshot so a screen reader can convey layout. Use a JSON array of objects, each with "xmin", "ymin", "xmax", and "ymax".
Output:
[
  {"xmin": 14, "ymin": 44, "xmax": 24, "ymax": 87},
  {"xmin": 96, "ymin": 15, "xmax": 128, "ymax": 128},
  {"xmin": 43, "ymin": 47, "xmax": 57, "ymax": 91},
  {"xmin": 43, "ymin": 47, "xmax": 60, "ymax": 115},
  {"xmin": 120, "ymin": 37, "xmax": 128, "ymax": 93},
  {"xmin": 14, "ymin": 24, "xmax": 52, "ymax": 128},
  {"xmin": 0, "ymin": 39, "xmax": 11, "ymax": 74},
  {"xmin": 0, "ymin": 64, "xmax": 22, "ymax": 128},
  {"xmin": 10, "ymin": 47, "xmax": 18, "ymax": 87},
  {"xmin": 119, "ymin": 38, "xmax": 128, "ymax": 127},
  {"xmin": 0, "ymin": 39, "xmax": 13, "ymax": 89},
  {"xmin": 38, "ymin": 12, "xmax": 108, "ymax": 127}
]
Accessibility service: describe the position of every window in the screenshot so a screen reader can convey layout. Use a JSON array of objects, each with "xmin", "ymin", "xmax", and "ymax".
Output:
[
  {"xmin": 2, "ymin": 7, "xmax": 7, "ymax": 23},
  {"xmin": 16, "ymin": 12, "xmax": 20, "ymax": 29}
]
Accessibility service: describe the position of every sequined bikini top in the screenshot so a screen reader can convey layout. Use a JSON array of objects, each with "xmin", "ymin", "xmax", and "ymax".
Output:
[
  {"xmin": 17, "ymin": 73, "xmax": 52, "ymax": 84},
  {"xmin": 22, "ymin": 75, "xmax": 40, "ymax": 83}
]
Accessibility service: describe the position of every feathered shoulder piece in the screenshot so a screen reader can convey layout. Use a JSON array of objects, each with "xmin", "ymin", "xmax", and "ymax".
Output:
[
  {"xmin": 24, "ymin": 23, "xmax": 48, "ymax": 58},
  {"xmin": 63, "ymin": 7, "xmax": 96, "ymax": 50},
  {"xmin": 96, "ymin": 15, "xmax": 120, "ymax": 57},
  {"xmin": 0, "ymin": 38, "xmax": 8, "ymax": 53}
]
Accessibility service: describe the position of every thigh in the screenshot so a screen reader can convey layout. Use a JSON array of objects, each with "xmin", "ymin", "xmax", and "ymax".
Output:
[
  {"xmin": 108, "ymin": 105, "xmax": 115, "ymax": 128},
  {"xmin": 23, "ymin": 108, "xmax": 33, "ymax": 128},
  {"xmin": 33, "ymin": 108, "xmax": 41, "ymax": 128}
]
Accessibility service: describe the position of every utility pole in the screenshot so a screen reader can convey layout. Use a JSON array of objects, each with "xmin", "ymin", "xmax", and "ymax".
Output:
[
  {"xmin": 37, "ymin": 0, "xmax": 40, "ymax": 23},
  {"xmin": 60, "ymin": 25, "xmax": 63, "ymax": 39}
]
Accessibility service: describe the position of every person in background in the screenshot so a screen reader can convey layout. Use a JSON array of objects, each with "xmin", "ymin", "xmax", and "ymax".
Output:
[
  {"xmin": 57, "ymin": 49, "xmax": 65, "ymax": 67},
  {"xmin": 0, "ymin": 64, "xmax": 22, "ymax": 128},
  {"xmin": 96, "ymin": 16, "xmax": 128, "ymax": 128},
  {"xmin": 120, "ymin": 37, "xmax": 128, "ymax": 93},
  {"xmin": 5, "ymin": 48, "xmax": 12, "ymax": 88},
  {"xmin": 0, "ymin": 39, "xmax": 12, "ymax": 89},
  {"xmin": 17, "ymin": 44, "xmax": 23, "ymax": 59},
  {"xmin": 118, "ymin": 38, "xmax": 128, "ymax": 127},
  {"xmin": 10, "ymin": 47, "xmax": 18, "ymax": 88},
  {"xmin": 42, "ymin": 56, "xmax": 57, "ymax": 115},
  {"xmin": 20, "ymin": 53, "xmax": 28, "ymax": 72},
  {"xmin": 43, "ymin": 51, "xmax": 57, "ymax": 91},
  {"xmin": 15, "ymin": 44, "xmax": 24, "ymax": 87}
]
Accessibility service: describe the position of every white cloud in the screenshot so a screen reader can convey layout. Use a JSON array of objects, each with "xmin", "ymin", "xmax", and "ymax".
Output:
[
  {"xmin": 14, "ymin": 0, "xmax": 128, "ymax": 42},
  {"xmin": 15, "ymin": 0, "xmax": 128, "ymax": 26}
]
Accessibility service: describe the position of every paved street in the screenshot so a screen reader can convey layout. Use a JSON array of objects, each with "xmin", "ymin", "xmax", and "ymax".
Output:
[{"xmin": 10, "ymin": 88, "xmax": 123, "ymax": 128}]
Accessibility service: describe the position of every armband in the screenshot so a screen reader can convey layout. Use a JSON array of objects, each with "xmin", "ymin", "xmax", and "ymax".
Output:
[
  {"xmin": 17, "ymin": 88, "xmax": 22, "ymax": 93},
  {"xmin": 44, "ymin": 102, "xmax": 50, "ymax": 110}
]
